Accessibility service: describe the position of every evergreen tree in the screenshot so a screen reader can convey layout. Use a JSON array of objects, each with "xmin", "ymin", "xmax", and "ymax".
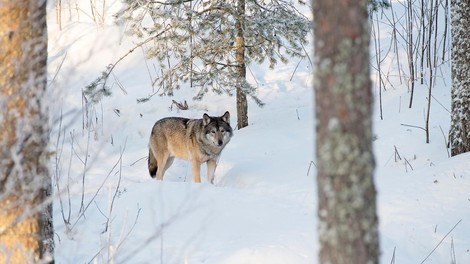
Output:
[
  {"xmin": 449, "ymin": 0, "xmax": 470, "ymax": 156},
  {"xmin": 115, "ymin": 0, "xmax": 310, "ymax": 129},
  {"xmin": 367, "ymin": 0, "xmax": 390, "ymax": 12}
]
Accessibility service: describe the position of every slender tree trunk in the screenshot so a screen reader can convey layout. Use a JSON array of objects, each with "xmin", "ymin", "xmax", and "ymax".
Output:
[
  {"xmin": 449, "ymin": 0, "xmax": 470, "ymax": 156},
  {"xmin": 0, "ymin": 1, "xmax": 53, "ymax": 263},
  {"xmin": 313, "ymin": 0, "xmax": 379, "ymax": 263},
  {"xmin": 407, "ymin": 0, "xmax": 416, "ymax": 108},
  {"xmin": 235, "ymin": 0, "xmax": 248, "ymax": 129}
]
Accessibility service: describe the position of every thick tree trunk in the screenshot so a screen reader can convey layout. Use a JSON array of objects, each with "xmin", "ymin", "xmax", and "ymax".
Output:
[
  {"xmin": 0, "ymin": 1, "xmax": 53, "ymax": 263},
  {"xmin": 449, "ymin": 0, "xmax": 470, "ymax": 156},
  {"xmin": 313, "ymin": 0, "xmax": 379, "ymax": 263},
  {"xmin": 235, "ymin": 0, "xmax": 248, "ymax": 129}
]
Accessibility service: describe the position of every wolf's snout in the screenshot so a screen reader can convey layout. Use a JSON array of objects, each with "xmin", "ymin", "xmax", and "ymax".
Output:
[{"xmin": 217, "ymin": 140, "xmax": 223, "ymax": 146}]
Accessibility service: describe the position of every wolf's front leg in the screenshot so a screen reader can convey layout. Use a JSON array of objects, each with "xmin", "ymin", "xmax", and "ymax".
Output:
[
  {"xmin": 207, "ymin": 159, "xmax": 217, "ymax": 184},
  {"xmin": 191, "ymin": 159, "xmax": 201, "ymax": 183}
]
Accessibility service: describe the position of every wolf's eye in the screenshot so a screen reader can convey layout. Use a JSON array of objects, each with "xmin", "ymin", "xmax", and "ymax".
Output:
[
  {"xmin": 220, "ymin": 129, "xmax": 225, "ymax": 133},
  {"xmin": 211, "ymin": 131, "xmax": 216, "ymax": 134}
]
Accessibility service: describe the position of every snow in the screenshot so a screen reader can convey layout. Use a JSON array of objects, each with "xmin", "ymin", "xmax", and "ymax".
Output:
[{"xmin": 47, "ymin": 1, "xmax": 469, "ymax": 263}]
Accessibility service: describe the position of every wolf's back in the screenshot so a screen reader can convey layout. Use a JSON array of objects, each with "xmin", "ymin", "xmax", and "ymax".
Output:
[{"xmin": 149, "ymin": 116, "xmax": 202, "ymax": 161}]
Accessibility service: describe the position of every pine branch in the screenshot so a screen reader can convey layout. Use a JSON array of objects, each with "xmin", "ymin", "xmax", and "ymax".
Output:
[
  {"xmin": 148, "ymin": 0, "xmax": 194, "ymax": 5},
  {"xmin": 115, "ymin": 0, "xmax": 310, "ymax": 102},
  {"xmin": 84, "ymin": 26, "xmax": 171, "ymax": 103}
]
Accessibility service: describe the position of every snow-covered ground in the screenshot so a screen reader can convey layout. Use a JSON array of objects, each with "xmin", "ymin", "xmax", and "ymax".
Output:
[{"xmin": 47, "ymin": 1, "xmax": 469, "ymax": 263}]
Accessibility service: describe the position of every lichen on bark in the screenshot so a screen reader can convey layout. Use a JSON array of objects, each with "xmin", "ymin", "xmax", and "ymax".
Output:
[
  {"xmin": 449, "ymin": 0, "xmax": 470, "ymax": 156},
  {"xmin": 314, "ymin": 0, "xmax": 379, "ymax": 263}
]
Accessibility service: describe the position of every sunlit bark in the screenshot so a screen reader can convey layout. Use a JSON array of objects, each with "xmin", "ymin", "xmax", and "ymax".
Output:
[{"xmin": 0, "ymin": 1, "xmax": 53, "ymax": 262}]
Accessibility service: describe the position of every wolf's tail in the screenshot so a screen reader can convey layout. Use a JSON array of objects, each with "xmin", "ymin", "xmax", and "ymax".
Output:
[{"xmin": 148, "ymin": 149, "xmax": 158, "ymax": 178}]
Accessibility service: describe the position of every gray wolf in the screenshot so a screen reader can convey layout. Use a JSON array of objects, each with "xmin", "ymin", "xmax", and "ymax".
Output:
[{"xmin": 148, "ymin": 111, "xmax": 233, "ymax": 183}]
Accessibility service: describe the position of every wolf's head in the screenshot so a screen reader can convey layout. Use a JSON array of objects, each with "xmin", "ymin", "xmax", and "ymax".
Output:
[{"xmin": 202, "ymin": 111, "xmax": 233, "ymax": 148}]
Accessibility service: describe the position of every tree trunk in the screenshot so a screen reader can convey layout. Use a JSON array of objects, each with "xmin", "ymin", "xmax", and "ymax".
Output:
[
  {"xmin": 0, "ymin": 1, "xmax": 53, "ymax": 263},
  {"xmin": 313, "ymin": 0, "xmax": 379, "ymax": 263},
  {"xmin": 235, "ymin": 0, "xmax": 248, "ymax": 129},
  {"xmin": 449, "ymin": 0, "xmax": 470, "ymax": 156}
]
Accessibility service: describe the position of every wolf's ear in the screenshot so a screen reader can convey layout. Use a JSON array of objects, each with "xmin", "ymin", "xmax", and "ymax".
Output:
[
  {"xmin": 221, "ymin": 111, "xmax": 230, "ymax": 124},
  {"xmin": 203, "ymin": 113, "xmax": 211, "ymax": 126}
]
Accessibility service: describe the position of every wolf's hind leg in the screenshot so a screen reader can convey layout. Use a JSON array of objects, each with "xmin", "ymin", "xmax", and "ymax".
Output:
[
  {"xmin": 156, "ymin": 151, "xmax": 170, "ymax": 180},
  {"xmin": 148, "ymin": 149, "xmax": 158, "ymax": 178},
  {"xmin": 163, "ymin": 156, "xmax": 174, "ymax": 175}
]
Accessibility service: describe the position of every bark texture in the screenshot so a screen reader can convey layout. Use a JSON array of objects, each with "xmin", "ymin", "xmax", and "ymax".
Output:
[
  {"xmin": 236, "ymin": 0, "xmax": 249, "ymax": 129},
  {"xmin": 313, "ymin": 0, "xmax": 379, "ymax": 263},
  {"xmin": 0, "ymin": 0, "xmax": 53, "ymax": 263},
  {"xmin": 449, "ymin": 0, "xmax": 470, "ymax": 156}
]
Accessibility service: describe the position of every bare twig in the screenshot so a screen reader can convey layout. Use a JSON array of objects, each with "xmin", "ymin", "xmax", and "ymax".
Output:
[
  {"xmin": 56, "ymin": 0, "xmax": 62, "ymax": 30},
  {"xmin": 87, "ymin": 245, "xmax": 108, "ymax": 264},
  {"xmin": 106, "ymin": 144, "xmax": 125, "ymax": 233},
  {"xmin": 425, "ymin": 0, "xmax": 437, "ymax": 144},
  {"xmin": 79, "ymin": 122, "xmax": 92, "ymax": 214},
  {"xmin": 420, "ymin": 219, "xmax": 462, "ymax": 264},
  {"xmin": 54, "ymin": 109, "xmax": 74, "ymax": 228},
  {"xmin": 106, "ymin": 143, "xmax": 126, "ymax": 263},
  {"xmin": 95, "ymin": 26, "xmax": 171, "ymax": 92},
  {"xmin": 130, "ymin": 156, "xmax": 147, "ymax": 167},
  {"xmin": 141, "ymin": 46, "xmax": 155, "ymax": 89},
  {"xmin": 390, "ymin": 246, "xmax": 396, "ymax": 264},
  {"xmin": 450, "ymin": 236, "xmax": 456, "ymax": 264},
  {"xmin": 400, "ymin": 123, "xmax": 427, "ymax": 131},
  {"xmin": 307, "ymin": 160, "xmax": 317, "ymax": 176},
  {"xmin": 407, "ymin": 0, "xmax": 416, "ymax": 108},
  {"xmin": 290, "ymin": 59, "xmax": 302, "ymax": 81},
  {"xmin": 171, "ymin": 100, "xmax": 189, "ymax": 110},
  {"xmin": 404, "ymin": 157, "xmax": 414, "ymax": 171},
  {"xmin": 439, "ymin": 125, "xmax": 450, "ymax": 157},
  {"xmin": 115, "ymin": 206, "xmax": 190, "ymax": 264},
  {"xmin": 49, "ymin": 52, "xmax": 67, "ymax": 88},
  {"xmin": 301, "ymin": 41, "xmax": 313, "ymax": 67},
  {"xmin": 71, "ymin": 141, "xmax": 126, "ymax": 230},
  {"xmin": 441, "ymin": 0, "xmax": 449, "ymax": 62},
  {"xmin": 113, "ymin": 207, "xmax": 142, "ymax": 259},
  {"xmin": 371, "ymin": 14, "xmax": 384, "ymax": 120},
  {"xmin": 431, "ymin": 94, "xmax": 450, "ymax": 113},
  {"xmin": 394, "ymin": 145, "xmax": 402, "ymax": 162},
  {"xmin": 420, "ymin": 0, "xmax": 426, "ymax": 85},
  {"xmin": 389, "ymin": 3, "xmax": 403, "ymax": 84}
]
